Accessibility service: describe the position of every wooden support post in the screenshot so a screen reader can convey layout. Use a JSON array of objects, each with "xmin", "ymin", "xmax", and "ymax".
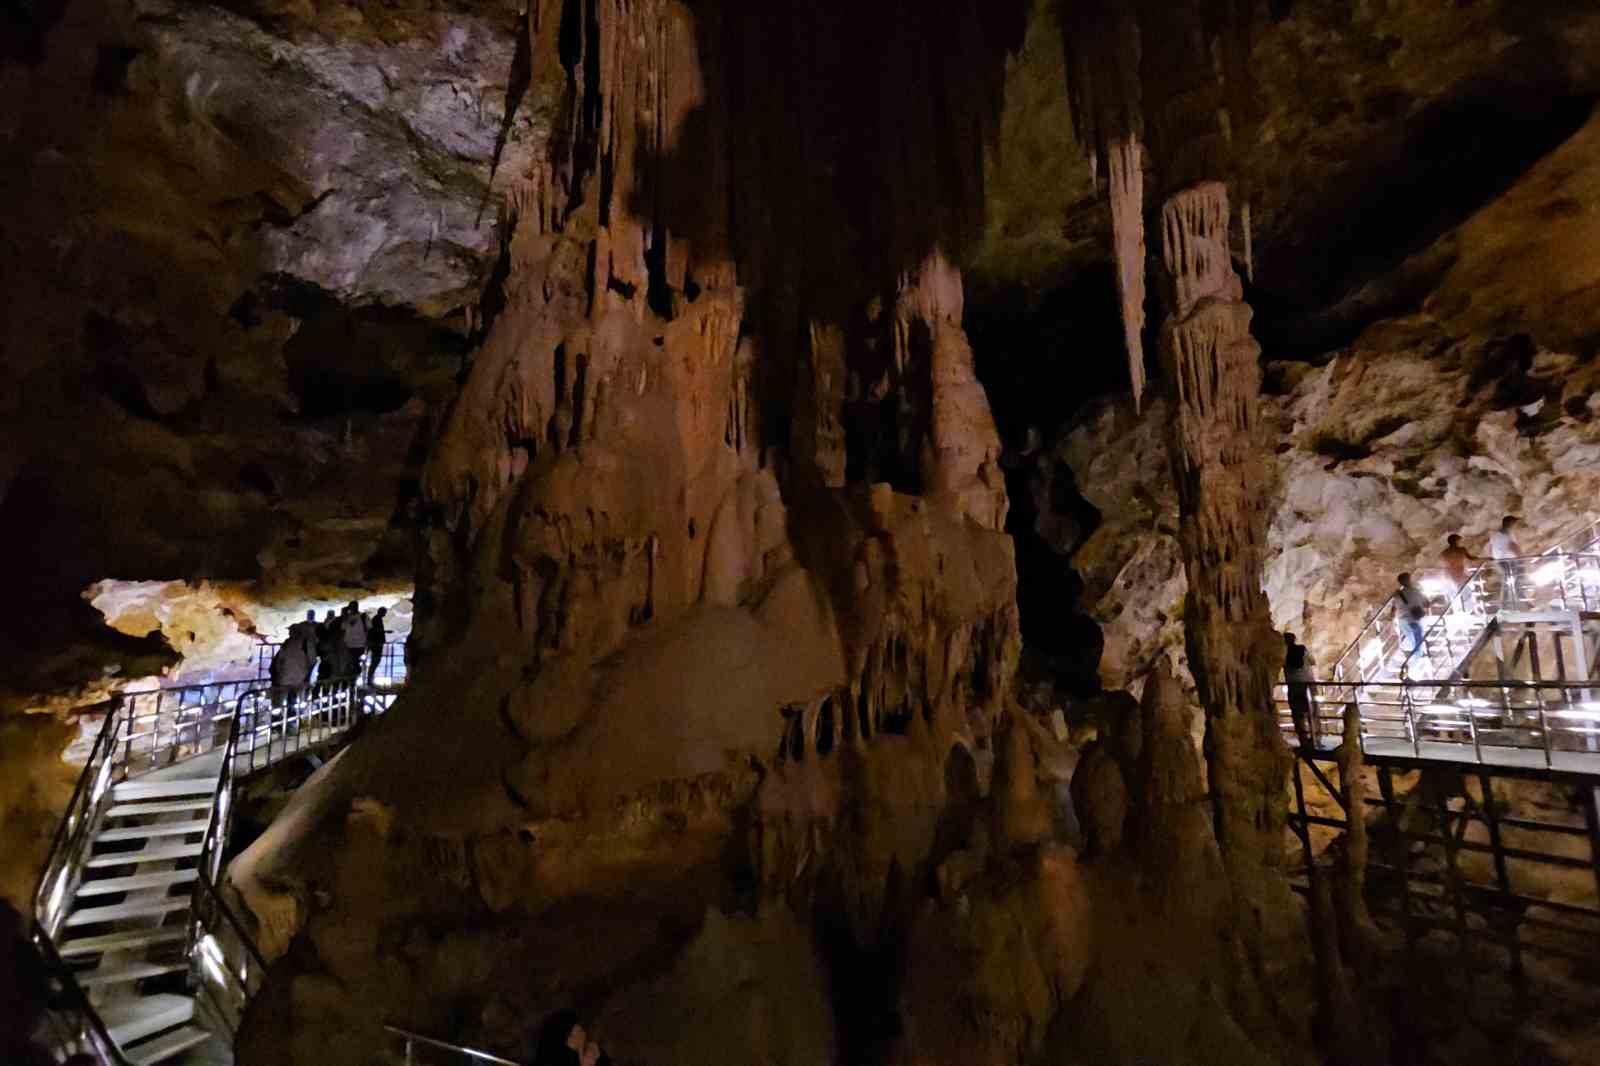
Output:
[
  {"xmin": 1292, "ymin": 755, "xmax": 1315, "ymax": 876},
  {"xmin": 1582, "ymin": 784, "xmax": 1600, "ymax": 912},
  {"xmin": 1436, "ymin": 782, "xmax": 1473, "ymax": 994},
  {"xmin": 1477, "ymin": 771, "xmax": 1525, "ymax": 993}
]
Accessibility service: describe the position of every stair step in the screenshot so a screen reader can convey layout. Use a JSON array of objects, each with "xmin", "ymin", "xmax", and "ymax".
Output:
[
  {"xmin": 66, "ymin": 897, "xmax": 191, "ymax": 927},
  {"xmin": 111, "ymin": 779, "xmax": 218, "ymax": 800},
  {"xmin": 127, "ymin": 1024, "xmax": 213, "ymax": 1066},
  {"xmin": 102, "ymin": 993, "xmax": 194, "ymax": 1047},
  {"xmin": 86, "ymin": 842, "xmax": 203, "ymax": 868},
  {"xmin": 78, "ymin": 869, "xmax": 199, "ymax": 897},
  {"xmin": 97, "ymin": 820, "xmax": 210, "ymax": 843},
  {"xmin": 60, "ymin": 926, "xmax": 187, "ymax": 957},
  {"xmin": 107, "ymin": 798, "xmax": 214, "ymax": 818},
  {"xmin": 77, "ymin": 960, "xmax": 188, "ymax": 987}
]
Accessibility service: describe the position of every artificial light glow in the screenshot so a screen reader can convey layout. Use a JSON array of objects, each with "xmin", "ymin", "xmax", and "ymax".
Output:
[
  {"xmin": 1532, "ymin": 560, "xmax": 1566, "ymax": 586},
  {"xmin": 199, "ymin": 933, "xmax": 228, "ymax": 988},
  {"xmin": 46, "ymin": 869, "xmax": 70, "ymax": 933},
  {"xmin": 1420, "ymin": 576, "xmax": 1453, "ymax": 598}
]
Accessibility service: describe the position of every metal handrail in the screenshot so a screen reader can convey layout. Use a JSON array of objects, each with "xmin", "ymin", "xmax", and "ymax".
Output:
[
  {"xmin": 30, "ymin": 918, "xmax": 134, "ymax": 1065},
  {"xmin": 1400, "ymin": 561, "xmax": 1493, "ymax": 683},
  {"xmin": 384, "ymin": 1025, "xmax": 521, "ymax": 1066},
  {"xmin": 1276, "ymin": 678, "xmax": 1600, "ymax": 766},
  {"xmin": 32, "ymin": 706, "xmax": 121, "ymax": 939},
  {"xmin": 190, "ymin": 869, "xmax": 270, "ymax": 1036},
  {"xmin": 257, "ymin": 637, "xmax": 410, "ymax": 687},
  {"xmin": 1328, "ymin": 595, "xmax": 1399, "ymax": 684}
]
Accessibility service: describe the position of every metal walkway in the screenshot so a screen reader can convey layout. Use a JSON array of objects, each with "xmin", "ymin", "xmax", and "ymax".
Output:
[
  {"xmin": 1279, "ymin": 516, "xmax": 1600, "ymax": 766},
  {"xmin": 30, "ymin": 675, "xmax": 397, "ymax": 1065},
  {"xmin": 1282, "ymin": 518, "xmax": 1600, "ymax": 987}
]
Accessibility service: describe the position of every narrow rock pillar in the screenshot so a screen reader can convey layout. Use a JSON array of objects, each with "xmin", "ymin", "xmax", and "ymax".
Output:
[{"xmin": 1154, "ymin": 181, "xmax": 1290, "ymax": 910}]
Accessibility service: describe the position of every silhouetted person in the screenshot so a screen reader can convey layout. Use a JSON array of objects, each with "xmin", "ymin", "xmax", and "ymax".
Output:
[
  {"xmin": 1284, "ymin": 632, "xmax": 1316, "ymax": 749},
  {"xmin": 269, "ymin": 636, "xmax": 311, "ymax": 714},
  {"xmin": 365, "ymin": 607, "xmax": 387, "ymax": 686},
  {"xmin": 288, "ymin": 609, "xmax": 320, "ymax": 677},
  {"xmin": 1489, "ymin": 514, "xmax": 1523, "ymax": 609},
  {"xmin": 1395, "ymin": 573, "xmax": 1427, "ymax": 658},
  {"xmin": 316, "ymin": 610, "xmax": 343, "ymax": 686},
  {"xmin": 339, "ymin": 602, "xmax": 368, "ymax": 683}
]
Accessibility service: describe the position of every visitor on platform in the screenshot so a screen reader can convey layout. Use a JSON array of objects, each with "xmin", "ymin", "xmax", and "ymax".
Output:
[
  {"xmin": 269, "ymin": 634, "xmax": 312, "ymax": 712},
  {"xmin": 316, "ymin": 609, "xmax": 343, "ymax": 685},
  {"xmin": 1284, "ymin": 632, "xmax": 1316, "ymax": 749},
  {"xmin": 289, "ymin": 609, "xmax": 321, "ymax": 677},
  {"xmin": 1489, "ymin": 514, "xmax": 1523, "ymax": 609},
  {"xmin": 1394, "ymin": 573, "xmax": 1428, "ymax": 658},
  {"xmin": 1440, "ymin": 533, "xmax": 1479, "ymax": 611},
  {"xmin": 340, "ymin": 601, "xmax": 369, "ymax": 683},
  {"xmin": 365, "ymin": 607, "xmax": 387, "ymax": 686}
]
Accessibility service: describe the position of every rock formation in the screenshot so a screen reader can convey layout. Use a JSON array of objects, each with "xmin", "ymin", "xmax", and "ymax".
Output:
[
  {"xmin": 1052, "ymin": 314, "xmax": 1600, "ymax": 684},
  {"xmin": 227, "ymin": 2, "xmax": 1069, "ymax": 1062},
  {"xmin": 1153, "ymin": 180, "xmax": 1293, "ymax": 944}
]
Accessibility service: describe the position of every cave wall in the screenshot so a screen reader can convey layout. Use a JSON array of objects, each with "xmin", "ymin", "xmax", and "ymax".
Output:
[{"xmin": 0, "ymin": 0, "xmax": 531, "ymax": 710}]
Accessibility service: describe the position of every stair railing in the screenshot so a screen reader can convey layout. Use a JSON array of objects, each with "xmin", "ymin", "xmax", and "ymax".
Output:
[
  {"xmin": 117, "ymin": 680, "xmax": 262, "ymax": 779},
  {"xmin": 34, "ymin": 706, "xmax": 123, "ymax": 941},
  {"xmin": 1329, "ymin": 596, "xmax": 1400, "ymax": 685},
  {"xmin": 384, "ymin": 1025, "xmax": 521, "ymax": 1065},
  {"xmin": 183, "ymin": 677, "xmax": 385, "ymax": 1038},
  {"xmin": 1402, "ymin": 562, "xmax": 1493, "ymax": 683},
  {"xmin": 29, "ymin": 919, "xmax": 133, "ymax": 1066}
]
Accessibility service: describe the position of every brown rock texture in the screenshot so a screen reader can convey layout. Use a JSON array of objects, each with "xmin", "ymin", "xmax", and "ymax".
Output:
[
  {"xmin": 1154, "ymin": 181, "xmax": 1293, "ymax": 924},
  {"xmin": 228, "ymin": 2, "xmax": 1071, "ymax": 1063}
]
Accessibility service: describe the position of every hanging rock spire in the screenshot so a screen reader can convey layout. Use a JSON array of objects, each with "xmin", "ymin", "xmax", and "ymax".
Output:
[{"xmin": 1057, "ymin": 0, "xmax": 1147, "ymax": 409}]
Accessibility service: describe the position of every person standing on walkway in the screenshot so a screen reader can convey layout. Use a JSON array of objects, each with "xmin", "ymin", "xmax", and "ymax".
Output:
[
  {"xmin": 340, "ymin": 601, "xmax": 369, "ymax": 683},
  {"xmin": 316, "ymin": 609, "xmax": 343, "ymax": 686},
  {"xmin": 365, "ymin": 607, "xmax": 387, "ymax": 687},
  {"xmin": 1441, "ymin": 533, "xmax": 1479, "ymax": 611},
  {"xmin": 1489, "ymin": 515, "xmax": 1523, "ymax": 609},
  {"xmin": 1395, "ymin": 573, "xmax": 1428, "ymax": 658},
  {"xmin": 288, "ymin": 609, "xmax": 320, "ymax": 679},
  {"xmin": 269, "ymin": 635, "xmax": 312, "ymax": 714},
  {"xmin": 1284, "ymin": 632, "xmax": 1317, "ymax": 750}
]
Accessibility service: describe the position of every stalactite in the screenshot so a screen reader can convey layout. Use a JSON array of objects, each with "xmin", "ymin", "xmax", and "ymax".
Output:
[{"xmin": 1107, "ymin": 136, "xmax": 1147, "ymax": 411}]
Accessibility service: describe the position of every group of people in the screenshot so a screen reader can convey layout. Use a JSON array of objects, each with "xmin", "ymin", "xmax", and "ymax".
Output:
[
  {"xmin": 1282, "ymin": 516, "xmax": 1528, "ymax": 750},
  {"xmin": 1395, "ymin": 514, "xmax": 1526, "ymax": 655},
  {"xmin": 269, "ymin": 601, "xmax": 389, "ymax": 700}
]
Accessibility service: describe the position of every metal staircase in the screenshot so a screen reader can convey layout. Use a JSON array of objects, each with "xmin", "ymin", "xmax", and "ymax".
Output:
[
  {"xmin": 1287, "ymin": 517, "xmax": 1600, "ymax": 758},
  {"xmin": 30, "ymin": 676, "xmax": 390, "ymax": 1065}
]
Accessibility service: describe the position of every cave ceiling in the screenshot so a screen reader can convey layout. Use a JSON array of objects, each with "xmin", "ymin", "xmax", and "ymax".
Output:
[{"xmin": 3, "ymin": 0, "xmax": 1600, "ymax": 706}]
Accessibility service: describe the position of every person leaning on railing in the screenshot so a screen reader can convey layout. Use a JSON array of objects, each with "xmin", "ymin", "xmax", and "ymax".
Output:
[{"xmin": 1284, "ymin": 632, "xmax": 1317, "ymax": 749}]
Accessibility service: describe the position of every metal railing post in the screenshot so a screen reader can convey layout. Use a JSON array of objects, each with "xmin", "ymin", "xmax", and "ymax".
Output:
[
  {"xmin": 1538, "ymin": 690, "xmax": 1554, "ymax": 770},
  {"xmin": 1403, "ymin": 684, "xmax": 1421, "ymax": 757}
]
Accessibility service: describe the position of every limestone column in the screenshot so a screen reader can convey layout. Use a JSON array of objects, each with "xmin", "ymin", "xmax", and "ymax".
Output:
[{"xmin": 1154, "ymin": 180, "xmax": 1290, "ymax": 909}]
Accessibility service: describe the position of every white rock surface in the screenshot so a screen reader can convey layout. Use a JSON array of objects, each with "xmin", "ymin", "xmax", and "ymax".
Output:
[{"xmin": 1054, "ymin": 313, "xmax": 1600, "ymax": 686}]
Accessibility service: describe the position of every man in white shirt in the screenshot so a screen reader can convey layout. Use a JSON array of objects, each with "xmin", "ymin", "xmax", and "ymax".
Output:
[{"xmin": 1488, "ymin": 515, "xmax": 1522, "ymax": 609}]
